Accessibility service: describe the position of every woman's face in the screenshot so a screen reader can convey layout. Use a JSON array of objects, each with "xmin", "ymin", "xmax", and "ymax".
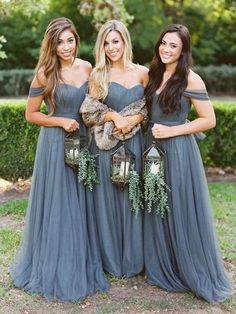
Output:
[
  {"xmin": 104, "ymin": 30, "xmax": 125, "ymax": 63},
  {"xmin": 158, "ymin": 32, "xmax": 183, "ymax": 66},
  {"xmin": 56, "ymin": 29, "xmax": 76, "ymax": 63}
]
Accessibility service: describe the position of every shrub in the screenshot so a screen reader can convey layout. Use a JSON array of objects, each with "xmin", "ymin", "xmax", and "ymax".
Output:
[
  {"xmin": 0, "ymin": 102, "xmax": 40, "ymax": 181},
  {"xmin": 188, "ymin": 102, "xmax": 236, "ymax": 167}
]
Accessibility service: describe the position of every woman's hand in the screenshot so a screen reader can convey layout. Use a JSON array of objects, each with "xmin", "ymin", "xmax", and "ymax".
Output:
[
  {"xmin": 152, "ymin": 123, "xmax": 173, "ymax": 139},
  {"xmin": 125, "ymin": 114, "xmax": 143, "ymax": 128},
  {"xmin": 112, "ymin": 113, "xmax": 132, "ymax": 135},
  {"xmin": 113, "ymin": 114, "xmax": 144, "ymax": 135},
  {"xmin": 61, "ymin": 118, "xmax": 79, "ymax": 132}
]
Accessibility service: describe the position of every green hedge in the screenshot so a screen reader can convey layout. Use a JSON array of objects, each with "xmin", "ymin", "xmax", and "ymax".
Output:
[
  {"xmin": 0, "ymin": 101, "xmax": 236, "ymax": 181},
  {"xmin": 0, "ymin": 102, "xmax": 40, "ymax": 181},
  {"xmin": 189, "ymin": 102, "xmax": 236, "ymax": 167},
  {"xmin": 0, "ymin": 66, "xmax": 236, "ymax": 96}
]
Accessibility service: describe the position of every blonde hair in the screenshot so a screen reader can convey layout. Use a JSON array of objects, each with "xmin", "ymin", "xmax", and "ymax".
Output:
[
  {"xmin": 89, "ymin": 20, "xmax": 133, "ymax": 100},
  {"xmin": 35, "ymin": 17, "xmax": 80, "ymax": 113}
]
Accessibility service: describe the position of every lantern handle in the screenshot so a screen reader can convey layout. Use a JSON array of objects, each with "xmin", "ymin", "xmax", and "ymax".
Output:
[
  {"xmin": 144, "ymin": 138, "xmax": 165, "ymax": 157},
  {"xmin": 66, "ymin": 129, "xmax": 80, "ymax": 138},
  {"xmin": 122, "ymin": 134, "xmax": 126, "ymax": 146}
]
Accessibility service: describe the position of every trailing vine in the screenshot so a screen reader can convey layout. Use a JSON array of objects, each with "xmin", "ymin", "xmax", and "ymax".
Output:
[
  {"xmin": 110, "ymin": 163, "xmax": 143, "ymax": 215},
  {"xmin": 144, "ymin": 161, "xmax": 170, "ymax": 217},
  {"xmin": 129, "ymin": 165, "xmax": 143, "ymax": 215},
  {"xmin": 78, "ymin": 149, "xmax": 99, "ymax": 191}
]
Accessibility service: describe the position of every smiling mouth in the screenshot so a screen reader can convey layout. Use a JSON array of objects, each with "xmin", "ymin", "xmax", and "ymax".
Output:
[{"xmin": 109, "ymin": 52, "xmax": 118, "ymax": 56}]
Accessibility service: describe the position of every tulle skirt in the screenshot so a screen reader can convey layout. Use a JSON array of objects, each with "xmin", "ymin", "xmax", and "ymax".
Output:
[
  {"xmin": 10, "ymin": 126, "xmax": 108, "ymax": 301},
  {"xmin": 144, "ymin": 133, "xmax": 233, "ymax": 303}
]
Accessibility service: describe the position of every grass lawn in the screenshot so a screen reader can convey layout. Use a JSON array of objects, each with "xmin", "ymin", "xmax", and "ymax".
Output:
[{"xmin": 0, "ymin": 182, "xmax": 235, "ymax": 313}]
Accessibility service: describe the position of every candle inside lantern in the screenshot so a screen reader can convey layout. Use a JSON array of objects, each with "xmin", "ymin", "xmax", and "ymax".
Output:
[
  {"xmin": 74, "ymin": 149, "xmax": 79, "ymax": 157},
  {"xmin": 150, "ymin": 163, "xmax": 160, "ymax": 174},
  {"xmin": 120, "ymin": 161, "xmax": 130, "ymax": 176},
  {"xmin": 69, "ymin": 149, "xmax": 74, "ymax": 158}
]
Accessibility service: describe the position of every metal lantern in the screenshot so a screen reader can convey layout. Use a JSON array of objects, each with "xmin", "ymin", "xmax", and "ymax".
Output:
[
  {"xmin": 110, "ymin": 142, "xmax": 135, "ymax": 187},
  {"xmin": 143, "ymin": 141, "xmax": 165, "ymax": 177},
  {"xmin": 64, "ymin": 130, "xmax": 87, "ymax": 170}
]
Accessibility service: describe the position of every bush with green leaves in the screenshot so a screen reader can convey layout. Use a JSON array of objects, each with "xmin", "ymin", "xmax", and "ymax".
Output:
[
  {"xmin": 0, "ymin": 102, "xmax": 40, "ymax": 181},
  {"xmin": 0, "ymin": 101, "xmax": 236, "ymax": 182},
  {"xmin": 188, "ymin": 102, "xmax": 236, "ymax": 167}
]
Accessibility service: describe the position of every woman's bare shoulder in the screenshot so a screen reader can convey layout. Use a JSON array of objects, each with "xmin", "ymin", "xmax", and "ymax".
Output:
[
  {"xmin": 135, "ymin": 64, "xmax": 149, "ymax": 86},
  {"xmin": 31, "ymin": 68, "xmax": 47, "ymax": 87},
  {"xmin": 77, "ymin": 58, "xmax": 92, "ymax": 73},
  {"xmin": 187, "ymin": 69, "xmax": 206, "ymax": 90},
  {"xmin": 136, "ymin": 63, "xmax": 149, "ymax": 74}
]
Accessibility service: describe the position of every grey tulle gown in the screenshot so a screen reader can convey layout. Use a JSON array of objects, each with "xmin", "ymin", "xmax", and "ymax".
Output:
[
  {"xmin": 144, "ymin": 90, "xmax": 233, "ymax": 303},
  {"xmin": 10, "ymin": 83, "xmax": 108, "ymax": 301},
  {"xmin": 88, "ymin": 82, "xmax": 144, "ymax": 277}
]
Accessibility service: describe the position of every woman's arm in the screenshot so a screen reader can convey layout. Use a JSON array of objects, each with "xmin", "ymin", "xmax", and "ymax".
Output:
[
  {"xmin": 26, "ymin": 76, "xmax": 79, "ymax": 132},
  {"xmin": 105, "ymin": 111, "xmax": 132, "ymax": 134}
]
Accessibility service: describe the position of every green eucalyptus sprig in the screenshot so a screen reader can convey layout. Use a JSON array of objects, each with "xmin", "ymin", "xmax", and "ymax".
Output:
[
  {"xmin": 78, "ymin": 149, "xmax": 99, "ymax": 191},
  {"xmin": 144, "ymin": 162, "xmax": 170, "ymax": 217},
  {"xmin": 129, "ymin": 165, "xmax": 143, "ymax": 215}
]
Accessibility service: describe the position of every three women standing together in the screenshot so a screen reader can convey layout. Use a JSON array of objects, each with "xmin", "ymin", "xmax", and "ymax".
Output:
[{"xmin": 10, "ymin": 17, "xmax": 232, "ymax": 304}]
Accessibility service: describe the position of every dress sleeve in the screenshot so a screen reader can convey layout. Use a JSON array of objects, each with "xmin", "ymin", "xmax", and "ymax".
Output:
[
  {"xmin": 183, "ymin": 89, "xmax": 209, "ymax": 100},
  {"xmin": 28, "ymin": 86, "xmax": 45, "ymax": 97}
]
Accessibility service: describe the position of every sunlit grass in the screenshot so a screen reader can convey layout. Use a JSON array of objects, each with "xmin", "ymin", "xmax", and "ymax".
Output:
[
  {"xmin": 0, "ymin": 199, "xmax": 27, "ymax": 216},
  {"xmin": 209, "ymin": 182, "xmax": 236, "ymax": 263}
]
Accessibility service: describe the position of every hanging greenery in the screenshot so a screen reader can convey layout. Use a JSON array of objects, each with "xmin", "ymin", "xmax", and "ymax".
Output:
[
  {"xmin": 78, "ymin": 149, "xmax": 99, "ymax": 191},
  {"xmin": 143, "ymin": 161, "xmax": 170, "ymax": 217},
  {"xmin": 128, "ymin": 165, "xmax": 143, "ymax": 215}
]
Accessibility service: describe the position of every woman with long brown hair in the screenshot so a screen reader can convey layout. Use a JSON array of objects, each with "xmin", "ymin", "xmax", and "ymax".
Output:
[
  {"xmin": 144, "ymin": 24, "xmax": 232, "ymax": 303},
  {"xmin": 10, "ymin": 17, "xmax": 108, "ymax": 301}
]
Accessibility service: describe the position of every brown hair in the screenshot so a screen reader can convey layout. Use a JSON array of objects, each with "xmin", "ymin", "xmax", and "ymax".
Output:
[
  {"xmin": 145, "ymin": 24, "xmax": 193, "ymax": 115},
  {"xmin": 35, "ymin": 17, "xmax": 80, "ymax": 113}
]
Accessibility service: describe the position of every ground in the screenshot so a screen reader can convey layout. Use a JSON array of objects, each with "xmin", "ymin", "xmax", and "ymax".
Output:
[{"xmin": 0, "ymin": 170, "xmax": 235, "ymax": 314}]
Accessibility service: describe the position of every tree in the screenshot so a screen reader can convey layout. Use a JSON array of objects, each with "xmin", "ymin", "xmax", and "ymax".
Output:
[
  {"xmin": 124, "ymin": 0, "xmax": 168, "ymax": 64},
  {"xmin": 1, "ymin": 0, "xmax": 236, "ymax": 68},
  {"xmin": 0, "ymin": 0, "xmax": 48, "ymax": 67},
  {"xmin": 79, "ymin": 0, "xmax": 133, "ymax": 30},
  {"xmin": 0, "ymin": 35, "xmax": 7, "ymax": 59}
]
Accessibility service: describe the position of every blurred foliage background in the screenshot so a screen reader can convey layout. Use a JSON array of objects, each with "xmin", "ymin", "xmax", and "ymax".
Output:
[{"xmin": 0, "ymin": 0, "xmax": 236, "ymax": 68}]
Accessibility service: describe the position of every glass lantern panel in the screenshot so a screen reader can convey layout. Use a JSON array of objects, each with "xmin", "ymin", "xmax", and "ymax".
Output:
[
  {"xmin": 111, "ymin": 144, "xmax": 134, "ymax": 185},
  {"xmin": 147, "ymin": 146, "xmax": 161, "ymax": 157},
  {"xmin": 65, "ymin": 137, "xmax": 80, "ymax": 166}
]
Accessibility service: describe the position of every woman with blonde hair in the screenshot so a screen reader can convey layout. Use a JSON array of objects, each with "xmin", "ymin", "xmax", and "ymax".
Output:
[
  {"xmin": 10, "ymin": 17, "xmax": 108, "ymax": 301},
  {"xmin": 81, "ymin": 19, "xmax": 149, "ymax": 277}
]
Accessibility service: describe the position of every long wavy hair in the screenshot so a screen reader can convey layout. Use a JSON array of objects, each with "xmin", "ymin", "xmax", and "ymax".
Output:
[
  {"xmin": 89, "ymin": 19, "xmax": 133, "ymax": 100},
  {"xmin": 145, "ymin": 24, "xmax": 193, "ymax": 115},
  {"xmin": 35, "ymin": 17, "xmax": 80, "ymax": 113}
]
